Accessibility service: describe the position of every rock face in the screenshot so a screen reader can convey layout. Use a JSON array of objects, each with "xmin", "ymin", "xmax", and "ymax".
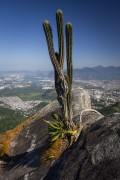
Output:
[
  {"xmin": 45, "ymin": 113, "xmax": 120, "ymax": 180},
  {"xmin": 37, "ymin": 87, "xmax": 91, "ymax": 119},
  {"xmin": 0, "ymin": 89, "xmax": 119, "ymax": 180},
  {"xmin": 72, "ymin": 88, "xmax": 91, "ymax": 117}
]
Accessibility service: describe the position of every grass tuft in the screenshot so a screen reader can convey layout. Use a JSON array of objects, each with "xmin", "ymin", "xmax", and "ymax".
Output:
[{"xmin": 40, "ymin": 138, "xmax": 68, "ymax": 164}]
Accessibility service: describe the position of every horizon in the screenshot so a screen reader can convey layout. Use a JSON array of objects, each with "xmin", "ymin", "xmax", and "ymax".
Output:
[
  {"xmin": 0, "ymin": 65, "xmax": 120, "ymax": 72},
  {"xmin": 0, "ymin": 0, "xmax": 120, "ymax": 71}
]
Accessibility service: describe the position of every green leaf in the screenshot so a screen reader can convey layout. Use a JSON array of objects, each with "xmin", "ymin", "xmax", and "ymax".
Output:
[
  {"xmin": 52, "ymin": 113, "xmax": 59, "ymax": 120},
  {"xmin": 66, "ymin": 130, "xmax": 77, "ymax": 135},
  {"xmin": 61, "ymin": 132, "xmax": 65, "ymax": 138},
  {"xmin": 44, "ymin": 120, "xmax": 61, "ymax": 130},
  {"xmin": 49, "ymin": 131, "xmax": 60, "ymax": 136},
  {"xmin": 48, "ymin": 155, "xmax": 55, "ymax": 159},
  {"xmin": 51, "ymin": 133, "xmax": 60, "ymax": 141},
  {"xmin": 50, "ymin": 124, "xmax": 61, "ymax": 130},
  {"xmin": 44, "ymin": 120, "xmax": 52, "ymax": 125}
]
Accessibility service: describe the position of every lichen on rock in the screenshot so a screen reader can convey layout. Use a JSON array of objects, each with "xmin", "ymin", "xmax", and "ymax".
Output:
[{"xmin": 0, "ymin": 114, "xmax": 37, "ymax": 158}]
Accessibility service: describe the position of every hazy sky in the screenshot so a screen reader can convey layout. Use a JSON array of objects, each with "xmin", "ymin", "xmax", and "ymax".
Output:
[{"xmin": 0, "ymin": 0, "xmax": 120, "ymax": 71}]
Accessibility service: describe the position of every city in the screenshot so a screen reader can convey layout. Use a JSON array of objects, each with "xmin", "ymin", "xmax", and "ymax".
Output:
[{"xmin": 0, "ymin": 71, "xmax": 120, "ymax": 110}]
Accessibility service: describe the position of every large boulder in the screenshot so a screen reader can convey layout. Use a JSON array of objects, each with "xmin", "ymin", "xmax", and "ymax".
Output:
[
  {"xmin": 0, "ymin": 88, "xmax": 119, "ymax": 180},
  {"xmin": 45, "ymin": 113, "xmax": 120, "ymax": 180},
  {"xmin": 72, "ymin": 87, "xmax": 91, "ymax": 117},
  {"xmin": 37, "ymin": 87, "xmax": 91, "ymax": 118},
  {"xmin": 0, "ymin": 111, "xmax": 119, "ymax": 180}
]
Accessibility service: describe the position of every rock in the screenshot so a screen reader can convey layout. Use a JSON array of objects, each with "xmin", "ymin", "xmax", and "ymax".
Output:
[
  {"xmin": 36, "ymin": 87, "xmax": 91, "ymax": 120},
  {"xmin": 72, "ymin": 87, "xmax": 91, "ymax": 117},
  {"xmin": 0, "ymin": 112, "xmax": 119, "ymax": 180},
  {"xmin": 80, "ymin": 110, "xmax": 104, "ymax": 127},
  {"xmin": 0, "ymin": 89, "xmax": 119, "ymax": 180},
  {"xmin": 45, "ymin": 113, "xmax": 120, "ymax": 180},
  {"xmin": 0, "ymin": 108, "xmax": 59, "ymax": 180}
]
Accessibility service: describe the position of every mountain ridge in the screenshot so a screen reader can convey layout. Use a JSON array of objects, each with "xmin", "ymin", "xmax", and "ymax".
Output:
[
  {"xmin": 0, "ymin": 66, "xmax": 120, "ymax": 80},
  {"xmin": 48, "ymin": 66, "xmax": 120, "ymax": 80}
]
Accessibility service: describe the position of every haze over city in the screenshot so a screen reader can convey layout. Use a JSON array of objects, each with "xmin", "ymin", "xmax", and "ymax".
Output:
[{"xmin": 0, "ymin": 0, "xmax": 120, "ymax": 71}]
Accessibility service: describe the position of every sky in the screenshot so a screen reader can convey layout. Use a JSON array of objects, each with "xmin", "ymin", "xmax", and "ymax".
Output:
[{"xmin": 0, "ymin": 0, "xmax": 120, "ymax": 71}]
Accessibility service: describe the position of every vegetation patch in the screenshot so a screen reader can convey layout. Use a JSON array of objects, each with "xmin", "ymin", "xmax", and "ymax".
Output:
[
  {"xmin": 99, "ymin": 102, "xmax": 120, "ymax": 116},
  {"xmin": 40, "ymin": 113, "xmax": 78, "ymax": 164},
  {"xmin": 0, "ymin": 84, "xmax": 56, "ymax": 101},
  {"xmin": 41, "ymin": 138, "xmax": 69, "ymax": 164},
  {"xmin": 0, "ymin": 107, "xmax": 27, "ymax": 135}
]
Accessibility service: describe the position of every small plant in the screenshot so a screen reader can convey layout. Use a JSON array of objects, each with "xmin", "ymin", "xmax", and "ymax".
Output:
[{"xmin": 44, "ymin": 114, "xmax": 77, "ymax": 142}]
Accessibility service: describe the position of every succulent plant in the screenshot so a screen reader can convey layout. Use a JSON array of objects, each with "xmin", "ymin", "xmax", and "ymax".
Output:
[{"xmin": 43, "ymin": 10, "xmax": 74, "ymax": 132}]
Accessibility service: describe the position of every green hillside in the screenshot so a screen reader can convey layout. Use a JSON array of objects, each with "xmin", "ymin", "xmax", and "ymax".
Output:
[
  {"xmin": 0, "ymin": 85, "xmax": 57, "ymax": 135},
  {"xmin": 0, "ymin": 107, "xmax": 27, "ymax": 135},
  {"xmin": 99, "ymin": 102, "xmax": 120, "ymax": 116}
]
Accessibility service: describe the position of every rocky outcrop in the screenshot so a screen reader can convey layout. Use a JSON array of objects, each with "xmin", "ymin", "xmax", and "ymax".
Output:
[
  {"xmin": 0, "ymin": 88, "xmax": 119, "ymax": 180},
  {"xmin": 45, "ymin": 113, "xmax": 120, "ymax": 180},
  {"xmin": 37, "ymin": 87, "xmax": 91, "ymax": 119},
  {"xmin": 72, "ymin": 88, "xmax": 91, "ymax": 117}
]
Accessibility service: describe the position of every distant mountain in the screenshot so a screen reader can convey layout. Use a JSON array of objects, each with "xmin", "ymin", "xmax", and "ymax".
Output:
[
  {"xmin": 73, "ymin": 66, "xmax": 120, "ymax": 80},
  {"xmin": 0, "ymin": 66, "xmax": 120, "ymax": 80},
  {"xmin": 48, "ymin": 66, "xmax": 120, "ymax": 80}
]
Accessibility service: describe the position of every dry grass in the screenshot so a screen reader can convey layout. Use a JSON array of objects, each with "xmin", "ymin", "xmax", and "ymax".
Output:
[{"xmin": 40, "ymin": 138, "xmax": 69, "ymax": 164}]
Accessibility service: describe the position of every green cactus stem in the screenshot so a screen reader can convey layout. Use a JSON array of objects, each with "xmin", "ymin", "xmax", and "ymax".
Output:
[{"xmin": 43, "ymin": 10, "xmax": 74, "ymax": 130}]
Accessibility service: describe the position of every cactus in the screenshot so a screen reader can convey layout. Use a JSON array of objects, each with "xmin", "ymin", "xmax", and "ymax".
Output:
[{"xmin": 43, "ymin": 10, "xmax": 74, "ymax": 130}]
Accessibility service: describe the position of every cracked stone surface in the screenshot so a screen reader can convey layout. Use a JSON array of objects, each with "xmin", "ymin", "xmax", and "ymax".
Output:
[
  {"xmin": 45, "ymin": 113, "xmax": 120, "ymax": 180},
  {"xmin": 0, "ymin": 89, "xmax": 119, "ymax": 180}
]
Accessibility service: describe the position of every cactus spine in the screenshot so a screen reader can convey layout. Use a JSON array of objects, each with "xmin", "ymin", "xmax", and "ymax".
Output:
[{"xmin": 43, "ymin": 10, "xmax": 74, "ymax": 130}]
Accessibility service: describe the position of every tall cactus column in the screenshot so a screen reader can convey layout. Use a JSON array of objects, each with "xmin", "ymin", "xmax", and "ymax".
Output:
[
  {"xmin": 43, "ymin": 10, "xmax": 74, "ymax": 130},
  {"xmin": 66, "ymin": 22, "xmax": 73, "ymax": 126}
]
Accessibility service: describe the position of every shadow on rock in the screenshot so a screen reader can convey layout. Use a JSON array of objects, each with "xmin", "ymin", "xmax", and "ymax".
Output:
[{"xmin": 2, "ymin": 140, "xmax": 48, "ymax": 171}]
